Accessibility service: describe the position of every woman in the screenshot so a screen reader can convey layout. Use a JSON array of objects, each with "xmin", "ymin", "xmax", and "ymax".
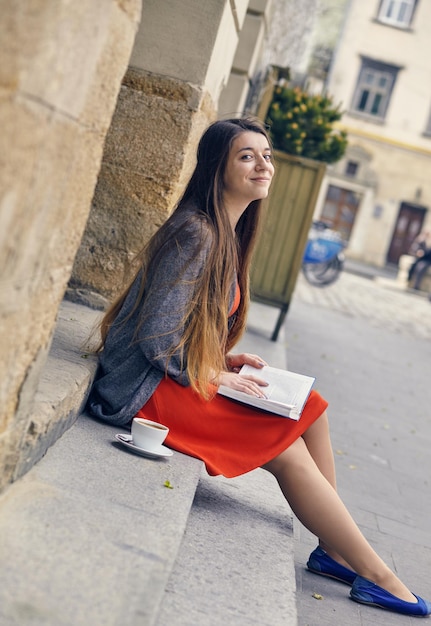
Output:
[{"xmin": 88, "ymin": 117, "xmax": 430, "ymax": 617}]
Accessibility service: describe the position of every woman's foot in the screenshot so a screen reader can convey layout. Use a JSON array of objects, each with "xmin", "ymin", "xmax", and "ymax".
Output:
[
  {"xmin": 308, "ymin": 546, "xmax": 421, "ymax": 607},
  {"xmin": 351, "ymin": 577, "xmax": 431, "ymax": 616},
  {"xmin": 361, "ymin": 566, "xmax": 417, "ymax": 603},
  {"xmin": 307, "ymin": 546, "xmax": 356, "ymax": 585}
]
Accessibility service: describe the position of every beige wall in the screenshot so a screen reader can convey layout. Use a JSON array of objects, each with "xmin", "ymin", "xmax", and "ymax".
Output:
[
  {"xmin": 315, "ymin": 136, "xmax": 431, "ymax": 265},
  {"xmin": 330, "ymin": 0, "xmax": 431, "ymax": 147},
  {"xmin": 317, "ymin": 0, "xmax": 431, "ymax": 265},
  {"xmin": 0, "ymin": 0, "xmax": 142, "ymax": 490}
]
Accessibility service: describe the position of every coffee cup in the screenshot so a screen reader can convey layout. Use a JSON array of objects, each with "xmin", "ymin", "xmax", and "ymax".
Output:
[{"xmin": 131, "ymin": 418, "xmax": 169, "ymax": 451}]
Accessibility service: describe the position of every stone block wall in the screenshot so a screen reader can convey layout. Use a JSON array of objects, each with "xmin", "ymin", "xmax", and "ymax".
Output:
[
  {"xmin": 69, "ymin": 0, "xmax": 246, "ymax": 302},
  {"xmin": 0, "ymin": 0, "xmax": 142, "ymax": 490},
  {"xmin": 0, "ymin": 0, "xmax": 275, "ymax": 493},
  {"xmin": 69, "ymin": 70, "xmax": 215, "ymax": 302}
]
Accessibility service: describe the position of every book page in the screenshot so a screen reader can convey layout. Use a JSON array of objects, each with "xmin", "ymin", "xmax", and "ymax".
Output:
[
  {"xmin": 239, "ymin": 364, "xmax": 314, "ymax": 410},
  {"xmin": 217, "ymin": 364, "xmax": 315, "ymax": 419}
]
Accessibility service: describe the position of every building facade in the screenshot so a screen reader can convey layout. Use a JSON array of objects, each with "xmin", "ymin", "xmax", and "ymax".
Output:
[{"xmin": 311, "ymin": 0, "xmax": 431, "ymax": 267}]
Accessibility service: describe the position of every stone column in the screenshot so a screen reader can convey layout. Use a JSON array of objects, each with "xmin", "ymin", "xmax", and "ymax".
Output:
[
  {"xmin": 69, "ymin": 0, "xmax": 246, "ymax": 302},
  {"xmin": 0, "ymin": 0, "xmax": 142, "ymax": 490}
]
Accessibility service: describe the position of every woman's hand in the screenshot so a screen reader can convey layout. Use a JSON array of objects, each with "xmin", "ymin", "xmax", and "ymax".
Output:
[
  {"xmin": 214, "ymin": 353, "xmax": 269, "ymax": 398},
  {"xmin": 215, "ymin": 370, "xmax": 268, "ymax": 398},
  {"xmin": 226, "ymin": 352, "xmax": 267, "ymax": 373}
]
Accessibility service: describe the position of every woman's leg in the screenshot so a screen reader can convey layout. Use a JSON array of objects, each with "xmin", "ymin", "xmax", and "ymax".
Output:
[
  {"xmin": 408, "ymin": 257, "xmax": 419, "ymax": 282},
  {"xmin": 413, "ymin": 259, "xmax": 430, "ymax": 289},
  {"xmin": 300, "ymin": 412, "xmax": 351, "ymax": 566},
  {"xmin": 301, "ymin": 411, "xmax": 336, "ymax": 487},
  {"xmin": 262, "ymin": 437, "xmax": 416, "ymax": 602}
]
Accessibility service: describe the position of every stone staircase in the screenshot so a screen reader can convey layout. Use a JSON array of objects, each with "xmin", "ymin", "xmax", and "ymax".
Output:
[{"xmin": 0, "ymin": 300, "xmax": 297, "ymax": 626}]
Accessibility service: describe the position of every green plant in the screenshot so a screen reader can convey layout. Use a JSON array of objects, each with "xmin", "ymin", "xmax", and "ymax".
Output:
[{"xmin": 266, "ymin": 85, "xmax": 348, "ymax": 163}]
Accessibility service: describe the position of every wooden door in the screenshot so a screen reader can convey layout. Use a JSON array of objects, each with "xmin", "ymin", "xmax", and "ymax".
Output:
[
  {"xmin": 251, "ymin": 151, "xmax": 326, "ymax": 306},
  {"xmin": 386, "ymin": 203, "xmax": 426, "ymax": 265}
]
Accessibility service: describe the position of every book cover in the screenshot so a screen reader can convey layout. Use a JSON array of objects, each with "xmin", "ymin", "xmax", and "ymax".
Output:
[{"xmin": 217, "ymin": 364, "xmax": 315, "ymax": 420}]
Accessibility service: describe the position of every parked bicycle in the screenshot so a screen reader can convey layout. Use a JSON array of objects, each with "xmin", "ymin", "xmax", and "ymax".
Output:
[{"xmin": 302, "ymin": 221, "xmax": 346, "ymax": 286}]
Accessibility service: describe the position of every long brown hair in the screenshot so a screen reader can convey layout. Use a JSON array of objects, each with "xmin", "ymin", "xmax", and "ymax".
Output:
[{"xmin": 98, "ymin": 117, "xmax": 272, "ymax": 398}]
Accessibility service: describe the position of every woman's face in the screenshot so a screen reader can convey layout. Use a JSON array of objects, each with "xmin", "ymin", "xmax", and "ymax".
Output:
[{"xmin": 223, "ymin": 131, "xmax": 274, "ymax": 216}]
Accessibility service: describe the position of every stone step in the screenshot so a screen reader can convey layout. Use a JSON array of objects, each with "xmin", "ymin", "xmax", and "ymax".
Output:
[
  {"xmin": 0, "ymin": 299, "xmax": 204, "ymax": 626},
  {"xmin": 0, "ymin": 299, "xmax": 296, "ymax": 626},
  {"xmin": 12, "ymin": 299, "xmax": 100, "ymax": 482},
  {"xmin": 0, "ymin": 412, "xmax": 203, "ymax": 626},
  {"xmin": 154, "ymin": 304, "xmax": 297, "ymax": 626},
  {"xmin": 156, "ymin": 470, "xmax": 297, "ymax": 626}
]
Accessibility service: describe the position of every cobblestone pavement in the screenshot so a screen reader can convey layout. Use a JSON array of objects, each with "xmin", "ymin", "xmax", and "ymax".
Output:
[
  {"xmin": 293, "ymin": 271, "xmax": 431, "ymax": 341},
  {"xmin": 284, "ymin": 270, "xmax": 431, "ymax": 626}
]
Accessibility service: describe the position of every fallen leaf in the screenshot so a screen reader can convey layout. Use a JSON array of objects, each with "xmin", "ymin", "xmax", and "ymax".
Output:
[
  {"xmin": 164, "ymin": 480, "xmax": 174, "ymax": 489},
  {"xmin": 312, "ymin": 593, "xmax": 323, "ymax": 600}
]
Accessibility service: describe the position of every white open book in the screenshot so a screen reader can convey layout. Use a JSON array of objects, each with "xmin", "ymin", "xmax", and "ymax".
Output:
[{"xmin": 217, "ymin": 364, "xmax": 315, "ymax": 420}]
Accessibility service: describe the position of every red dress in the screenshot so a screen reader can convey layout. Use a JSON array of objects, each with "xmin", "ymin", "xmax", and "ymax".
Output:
[{"xmin": 135, "ymin": 287, "xmax": 328, "ymax": 478}]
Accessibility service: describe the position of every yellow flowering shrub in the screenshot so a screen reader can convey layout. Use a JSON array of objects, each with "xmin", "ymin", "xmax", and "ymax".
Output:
[{"xmin": 266, "ymin": 85, "xmax": 347, "ymax": 163}]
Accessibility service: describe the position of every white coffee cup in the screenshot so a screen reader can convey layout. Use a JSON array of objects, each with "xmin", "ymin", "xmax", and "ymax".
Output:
[{"xmin": 131, "ymin": 418, "xmax": 169, "ymax": 451}]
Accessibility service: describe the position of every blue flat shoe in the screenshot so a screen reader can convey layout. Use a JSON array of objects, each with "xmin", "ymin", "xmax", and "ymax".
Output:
[
  {"xmin": 350, "ymin": 576, "xmax": 431, "ymax": 616},
  {"xmin": 307, "ymin": 546, "xmax": 357, "ymax": 585}
]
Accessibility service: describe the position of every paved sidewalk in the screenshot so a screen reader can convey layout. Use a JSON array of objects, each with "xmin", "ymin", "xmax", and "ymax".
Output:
[{"xmin": 286, "ymin": 271, "xmax": 431, "ymax": 626}]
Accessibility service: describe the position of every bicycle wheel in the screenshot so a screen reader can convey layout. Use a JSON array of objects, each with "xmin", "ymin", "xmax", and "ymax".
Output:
[{"xmin": 302, "ymin": 256, "xmax": 343, "ymax": 286}]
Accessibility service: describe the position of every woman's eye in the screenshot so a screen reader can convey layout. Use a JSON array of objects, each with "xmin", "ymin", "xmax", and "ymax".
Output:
[{"xmin": 240, "ymin": 153, "xmax": 272, "ymax": 161}]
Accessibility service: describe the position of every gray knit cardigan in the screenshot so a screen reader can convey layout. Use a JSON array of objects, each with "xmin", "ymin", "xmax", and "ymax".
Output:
[{"xmin": 87, "ymin": 211, "xmax": 236, "ymax": 426}]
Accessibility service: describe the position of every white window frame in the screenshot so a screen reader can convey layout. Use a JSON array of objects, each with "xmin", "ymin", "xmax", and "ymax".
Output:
[
  {"xmin": 378, "ymin": 0, "xmax": 417, "ymax": 28},
  {"xmin": 351, "ymin": 58, "xmax": 400, "ymax": 120}
]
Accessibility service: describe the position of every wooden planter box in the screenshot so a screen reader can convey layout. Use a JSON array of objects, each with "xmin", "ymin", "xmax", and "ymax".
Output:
[{"xmin": 251, "ymin": 151, "xmax": 326, "ymax": 340}]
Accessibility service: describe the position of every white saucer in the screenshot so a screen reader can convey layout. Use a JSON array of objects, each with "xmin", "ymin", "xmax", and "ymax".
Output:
[{"xmin": 115, "ymin": 434, "xmax": 174, "ymax": 459}]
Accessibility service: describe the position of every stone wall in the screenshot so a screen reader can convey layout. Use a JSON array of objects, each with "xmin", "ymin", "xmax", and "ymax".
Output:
[
  {"xmin": 0, "ymin": 0, "xmax": 275, "ymax": 493},
  {"xmin": 69, "ymin": 0, "xmax": 247, "ymax": 302},
  {"xmin": 0, "ymin": 0, "xmax": 142, "ymax": 490},
  {"xmin": 69, "ymin": 69, "xmax": 215, "ymax": 302}
]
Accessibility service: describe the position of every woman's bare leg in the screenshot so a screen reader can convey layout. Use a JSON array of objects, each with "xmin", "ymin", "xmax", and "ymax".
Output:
[
  {"xmin": 262, "ymin": 436, "xmax": 416, "ymax": 603},
  {"xmin": 300, "ymin": 412, "xmax": 351, "ymax": 566},
  {"xmin": 301, "ymin": 412, "xmax": 336, "ymax": 487}
]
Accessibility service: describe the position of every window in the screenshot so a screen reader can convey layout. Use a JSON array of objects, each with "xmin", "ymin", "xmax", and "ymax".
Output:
[
  {"xmin": 351, "ymin": 57, "xmax": 400, "ymax": 120},
  {"xmin": 345, "ymin": 161, "xmax": 358, "ymax": 177},
  {"xmin": 377, "ymin": 0, "xmax": 417, "ymax": 28}
]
